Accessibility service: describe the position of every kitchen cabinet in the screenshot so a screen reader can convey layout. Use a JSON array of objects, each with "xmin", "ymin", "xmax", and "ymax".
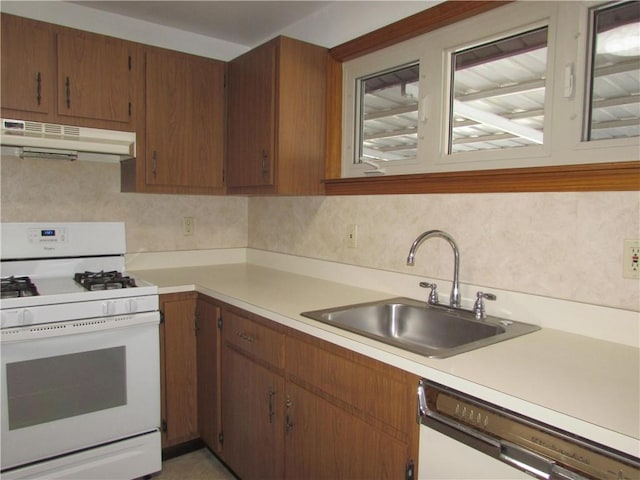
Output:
[
  {"xmin": 121, "ymin": 46, "xmax": 226, "ymax": 195},
  {"xmin": 219, "ymin": 305, "xmax": 419, "ymax": 479},
  {"xmin": 284, "ymin": 331, "xmax": 419, "ymax": 479},
  {"xmin": 56, "ymin": 29, "xmax": 136, "ymax": 127},
  {"xmin": 226, "ymin": 36, "xmax": 327, "ymax": 195},
  {"xmin": 159, "ymin": 292, "xmax": 198, "ymax": 449},
  {"xmin": 195, "ymin": 296, "xmax": 222, "ymax": 454},
  {"xmin": 1, "ymin": 14, "xmax": 54, "ymax": 119},
  {"xmin": 221, "ymin": 309, "xmax": 285, "ymax": 479},
  {"xmin": 1, "ymin": 13, "xmax": 138, "ymax": 131}
]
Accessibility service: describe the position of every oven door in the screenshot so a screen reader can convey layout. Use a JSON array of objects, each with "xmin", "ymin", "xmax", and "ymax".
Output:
[{"xmin": 1, "ymin": 312, "xmax": 160, "ymax": 471}]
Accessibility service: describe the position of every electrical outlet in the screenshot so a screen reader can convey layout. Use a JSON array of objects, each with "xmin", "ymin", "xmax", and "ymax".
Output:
[
  {"xmin": 183, "ymin": 217, "xmax": 194, "ymax": 236},
  {"xmin": 347, "ymin": 224, "xmax": 358, "ymax": 248},
  {"xmin": 623, "ymin": 239, "xmax": 639, "ymax": 279}
]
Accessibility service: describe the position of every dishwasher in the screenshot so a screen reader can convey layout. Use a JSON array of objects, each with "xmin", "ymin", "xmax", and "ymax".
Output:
[{"xmin": 417, "ymin": 379, "xmax": 640, "ymax": 480}]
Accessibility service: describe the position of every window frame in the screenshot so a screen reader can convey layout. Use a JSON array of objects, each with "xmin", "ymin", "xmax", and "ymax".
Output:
[
  {"xmin": 325, "ymin": 0, "xmax": 639, "ymax": 193},
  {"xmin": 422, "ymin": 9, "xmax": 554, "ymax": 172},
  {"xmin": 342, "ymin": 41, "xmax": 423, "ymax": 177}
]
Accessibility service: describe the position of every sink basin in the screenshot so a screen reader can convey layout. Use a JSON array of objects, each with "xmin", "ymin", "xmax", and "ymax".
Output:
[{"xmin": 301, "ymin": 297, "xmax": 540, "ymax": 358}]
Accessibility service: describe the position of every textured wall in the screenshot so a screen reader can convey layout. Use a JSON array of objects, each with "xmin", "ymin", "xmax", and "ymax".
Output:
[
  {"xmin": 0, "ymin": 155, "xmax": 248, "ymax": 252},
  {"xmin": 248, "ymin": 193, "xmax": 640, "ymax": 311},
  {"xmin": 2, "ymin": 153, "xmax": 638, "ymax": 311}
]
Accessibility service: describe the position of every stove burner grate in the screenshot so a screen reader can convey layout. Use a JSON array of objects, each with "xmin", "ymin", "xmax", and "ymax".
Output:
[
  {"xmin": 74, "ymin": 270, "xmax": 137, "ymax": 291},
  {"xmin": 1, "ymin": 276, "xmax": 40, "ymax": 298}
]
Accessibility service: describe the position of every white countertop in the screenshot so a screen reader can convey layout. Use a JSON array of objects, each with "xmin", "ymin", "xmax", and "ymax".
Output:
[{"xmin": 130, "ymin": 258, "xmax": 640, "ymax": 458}]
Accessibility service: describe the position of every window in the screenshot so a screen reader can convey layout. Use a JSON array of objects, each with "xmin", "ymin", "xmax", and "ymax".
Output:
[
  {"xmin": 449, "ymin": 27, "xmax": 548, "ymax": 153},
  {"xmin": 341, "ymin": 1, "xmax": 639, "ymax": 179},
  {"xmin": 357, "ymin": 63, "xmax": 419, "ymax": 170},
  {"xmin": 585, "ymin": 1, "xmax": 640, "ymax": 141}
]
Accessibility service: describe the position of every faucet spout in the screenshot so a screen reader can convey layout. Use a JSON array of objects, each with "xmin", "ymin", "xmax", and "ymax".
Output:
[{"xmin": 406, "ymin": 230, "xmax": 461, "ymax": 308}]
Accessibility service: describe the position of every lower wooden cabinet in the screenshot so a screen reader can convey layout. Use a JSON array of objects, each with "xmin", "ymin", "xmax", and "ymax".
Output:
[
  {"xmin": 160, "ymin": 294, "xmax": 419, "ymax": 477},
  {"xmin": 222, "ymin": 346, "xmax": 285, "ymax": 479},
  {"xmin": 284, "ymin": 381, "xmax": 413, "ymax": 479},
  {"xmin": 219, "ymin": 306, "xmax": 419, "ymax": 479},
  {"xmin": 196, "ymin": 296, "xmax": 222, "ymax": 454},
  {"xmin": 221, "ymin": 309, "xmax": 285, "ymax": 479},
  {"xmin": 159, "ymin": 292, "xmax": 199, "ymax": 449}
]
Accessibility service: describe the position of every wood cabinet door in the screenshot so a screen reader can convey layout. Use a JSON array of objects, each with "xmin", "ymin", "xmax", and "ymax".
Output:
[
  {"xmin": 196, "ymin": 297, "xmax": 221, "ymax": 453},
  {"xmin": 284, "ymin": 381, "xmax": 412, "ymax": 480},
  {"xmin": 1, "ymin": 14, "xmax": 54, "ymax": 117},
  {"xmin": 56, "ymin": 30, "xmax": 133, "ymax": 125},
  {"xmin": 161, "ymin": 294, "xmax": 198, "ymax": 448},
  {"xmin": 226, "ymin": 40, "xmax": 276, "ymax": 188},
  {"xmin": 221, "ymin": 346, "xmax": 284, "ymax": 479},
  {"xmin": 145, "ymin": 49, "xmax": 225, "ymax": 189}
]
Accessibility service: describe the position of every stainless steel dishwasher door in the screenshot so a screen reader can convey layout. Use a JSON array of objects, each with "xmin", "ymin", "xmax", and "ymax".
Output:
[{"xmin": 419, "ymin": 424, "xmax": 531, "ymax": 479}]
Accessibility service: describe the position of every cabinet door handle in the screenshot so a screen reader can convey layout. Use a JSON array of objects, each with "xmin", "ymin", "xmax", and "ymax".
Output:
[
  {"xmin": 285, "ymin": 397, "xmax": 293, "ymax": 433},
  {"xmin": 237, "ymin": 331, "xmax": 255, "ymax": 343},
  {"xmin": 65, "ymin": 76, "xmax": 71, "ymax": 108},
  {"xmin": 261, "ymin": 149, "xmax": 269, "ymax": 175},
  {"xmin": 36, "ymin": 72, "xmax": 42, "ymax": 106},
  {"xmin": 152, "ymin": 150, "xmax": 158, "ymax": 177},
  {"xmin": 268, "ymin": 387, "xmax": 276, "ymax": 424}
]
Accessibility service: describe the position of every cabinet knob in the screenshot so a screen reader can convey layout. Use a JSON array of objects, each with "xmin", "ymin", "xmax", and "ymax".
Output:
[
  {"xmin": 152, "ymin": 150, "xmax": 158, "ymax": 177},
  {"xmin": 285, "ymin": 397, "xmax": 294, "ymax": 433},
  {"xmin": 268, "ymin": 387, "xmax": 276, "ymax": 424},
  {"xmin": 65, "ymin": 76, "xmax": 71, "ymax": 108},
  {"xmin": 261, "ymin": 150, "xmax": 269, "ymax": 175},
  {"xmin": 36, "ymin": 72, "xmax": 42, "ymax": 106}
]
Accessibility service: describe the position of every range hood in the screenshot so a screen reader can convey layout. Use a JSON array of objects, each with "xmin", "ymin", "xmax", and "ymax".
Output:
[{"xmin": 1, "ymin": 118, "xmax": 136, "ymax": 162}]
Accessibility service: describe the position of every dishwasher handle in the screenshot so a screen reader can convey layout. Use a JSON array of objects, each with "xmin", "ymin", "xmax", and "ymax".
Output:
[{"xmin": 500, "ymin": 440, "xmax": 554, "ymax": 479}]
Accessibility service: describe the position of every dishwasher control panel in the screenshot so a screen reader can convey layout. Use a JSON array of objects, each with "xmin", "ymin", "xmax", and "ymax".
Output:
[{"xmin": 418, "ymin": 380, "xmax": 640, "ymax": 480}]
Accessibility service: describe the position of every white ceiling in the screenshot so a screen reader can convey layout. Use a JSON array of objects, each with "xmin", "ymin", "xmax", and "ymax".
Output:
[
  {"xmin": 70, "ymin": 1, "xmax": 333, "ymax": 47},
  {"xmin": 2, "ymin": 1, "xmax": 437, "ymax": 59}
]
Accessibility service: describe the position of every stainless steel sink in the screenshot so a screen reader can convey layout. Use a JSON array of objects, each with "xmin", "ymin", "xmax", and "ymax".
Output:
[{"xmin": 301, "ymin": 297, "xmax": 540, "ymax": 358}]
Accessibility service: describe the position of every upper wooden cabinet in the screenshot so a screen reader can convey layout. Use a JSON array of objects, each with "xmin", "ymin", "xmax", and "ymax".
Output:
[
  {"xmin": 226, "ymin": 36, "xmax": 327, "ymax": 195},
  {"xmin": 121, "ymin": 46, "xmax": 226, "ymax": 195},
  {"xmin": 1, "ymin": 13, "xmax": 137, "ymax": 131},
  {"xmin": 56, "ymin": 30, "xmax": 135, "ymax": 125},
  {"xmin": 1, "ymin": 14, "xmax": 54, "ymax": 117}
]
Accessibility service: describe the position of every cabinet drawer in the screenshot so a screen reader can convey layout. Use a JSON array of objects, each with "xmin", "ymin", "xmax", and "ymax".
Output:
[{"xmin": 223, "ymin": 310, "xmax": 285, "ymax": 369}]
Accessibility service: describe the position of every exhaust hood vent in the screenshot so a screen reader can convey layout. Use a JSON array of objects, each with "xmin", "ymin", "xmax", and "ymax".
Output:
[{"xmin": 1, "ymin": 118, "xmax": 136, "ymax": 162}]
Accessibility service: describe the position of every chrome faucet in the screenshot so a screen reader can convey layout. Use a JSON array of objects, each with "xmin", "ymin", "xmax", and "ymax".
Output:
[{"xmin": 406, "ymin": 230, "xmax": 461, "ymax": 308}]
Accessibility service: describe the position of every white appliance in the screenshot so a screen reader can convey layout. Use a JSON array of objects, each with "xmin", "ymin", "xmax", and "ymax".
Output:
[
  {"xmin": 0, "ymin": 222, "xmax": 161, "ymax": 480},
  {"xmin": 417, "ymin": 380, "xmax": 640, "ymax": 480},
  {"xmin": 1, "ymin": 118, "xmax": 136, "ymax": 162}
]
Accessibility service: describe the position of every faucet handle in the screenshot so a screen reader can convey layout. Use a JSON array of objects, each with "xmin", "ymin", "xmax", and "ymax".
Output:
[
  {"xmin": 474, "ymin": 291, "xmax": 496, "ymax": 320},
  {"xmin": 419, "ymin": 282, "xmax": 439, "ymax": 305}
]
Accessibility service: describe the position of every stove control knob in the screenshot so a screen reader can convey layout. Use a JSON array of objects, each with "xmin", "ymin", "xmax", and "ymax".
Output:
[
  {"xmin": 102, "ymin": 301, "xmax": 116, "ymax": 315},
  {"xmin": 19, "ymin": 309, "xmax": 34, "ymax": 326},
  {"xmin": 125, "ymin": 299, "xmax": 138, "ymax": 313}
]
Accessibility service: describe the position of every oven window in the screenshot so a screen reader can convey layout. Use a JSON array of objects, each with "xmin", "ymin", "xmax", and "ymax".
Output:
[{"xmin": 6, "ymin": 346, "xmax": 127, "ymax": 430}]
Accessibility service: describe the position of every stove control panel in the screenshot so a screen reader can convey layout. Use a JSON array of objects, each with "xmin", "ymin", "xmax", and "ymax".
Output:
[
  {"xmin": 1, "ymin": 222, "xmax": 125, "ymax": 260},
  {"xmin": 28, "ymin": 227, "xmax": 68, "ymax": 244}
]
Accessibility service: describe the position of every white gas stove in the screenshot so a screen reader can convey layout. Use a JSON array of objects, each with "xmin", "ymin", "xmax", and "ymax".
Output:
[{"xmin": 1, "ymin": 222, "xmax": 161, "ymax": 480}]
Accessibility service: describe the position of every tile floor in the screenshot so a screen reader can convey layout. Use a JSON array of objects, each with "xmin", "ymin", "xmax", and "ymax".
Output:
[{"xmin": 156, "ymin": 449, "xmax": 236, "ymax": 479}]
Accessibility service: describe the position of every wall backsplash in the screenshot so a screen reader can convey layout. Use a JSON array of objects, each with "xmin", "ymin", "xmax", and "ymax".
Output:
[
  {"xmin": 2, "ymin": 154, "xmax": 638, "ymax": 311},
  {"xmin": 0, "ymin": 155, "xmax": 248, "ymax": 252},
  {"xmin": 248, "ymin": 193, "xmax": 640, "ymax": 312}
]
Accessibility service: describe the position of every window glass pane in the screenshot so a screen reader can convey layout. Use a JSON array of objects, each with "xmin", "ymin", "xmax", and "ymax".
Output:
[
  {"xmin": 586, "ymin": 1, "xmax": 640, "ymax": 141},
  {"xmin": 6, "ymin": 347, "xmax": 127, "ymax": 430},
  {"xmin": 449, "ymin": 27, "xmax": 548, "ymax": 153},
  {"xmin": 357, "ymin": 63, "xmax": 420, "ymax": 164}
]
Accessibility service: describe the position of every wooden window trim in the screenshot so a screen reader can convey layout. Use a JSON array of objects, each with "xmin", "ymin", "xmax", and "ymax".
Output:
[{"xmin": 324, "ymin": 0, "xmax": 640, "ymax": 194}]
